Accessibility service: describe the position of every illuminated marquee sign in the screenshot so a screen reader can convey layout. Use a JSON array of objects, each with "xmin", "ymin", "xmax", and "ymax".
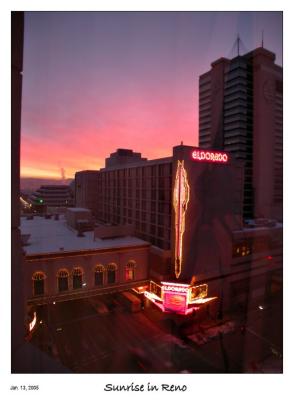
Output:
[
  {"xmin": 144, "ymin": 280, "xmax": 217, "ymax": 315},
  {"xmin": 173, "ymin": 161, "xmax": 190, "ymax": 279},
  {"xmin": 191, "ymin": 149, "xmax": 229, "ymax": 163}
]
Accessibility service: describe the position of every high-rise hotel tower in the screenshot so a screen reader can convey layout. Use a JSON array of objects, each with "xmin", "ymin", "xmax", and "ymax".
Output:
[{"xmin": 199, "ymin": 47, "xmax": 282, "ymax": 220}]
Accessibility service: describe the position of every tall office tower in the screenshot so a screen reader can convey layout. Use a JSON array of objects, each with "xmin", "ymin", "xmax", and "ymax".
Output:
[{"xmin": 199, "ymin": 47, "xmax": 283, "ymax": 221}]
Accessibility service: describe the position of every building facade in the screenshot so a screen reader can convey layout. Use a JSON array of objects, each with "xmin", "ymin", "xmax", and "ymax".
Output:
[
  {"xmin": 75, "ymin": 170, "xmax": 100, "ymax": 217},
  {"xmin": 198, "ymin": 47, "xmax": 283, "ymax": 221},
  {"xmin": 30, "ymin": 184, "xmax": 74, "ymax": 208},
  {"xmin": 75, "ymin": 145, "xmax": 282, "ymax": 316},
  {"xmin": 21, "ymin": 215, "xmax": 150, "ymax": 305}
]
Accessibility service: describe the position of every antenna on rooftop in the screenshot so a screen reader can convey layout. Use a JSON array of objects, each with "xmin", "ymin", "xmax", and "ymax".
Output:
[
  {"xmin": 60, "ymin": 167, "xmax": 66, "ymax": 182},
  {"xmin": 228, "ymin": 34, "xmax": 248, "ymax": 58},
  {"xmin": 261, "ymin": 30, "xmax": 264, "ymax": 48},
  {"xmin": 237, "ymin": 33, "xmax": 240, "ymax": 56}
]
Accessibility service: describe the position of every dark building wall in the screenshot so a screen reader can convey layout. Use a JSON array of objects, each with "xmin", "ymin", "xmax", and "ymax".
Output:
[
  {"xmin": 199, "ymin": 47, "xmax": 282, "ymax": 221},
  {"xmin": 251, "ymin": 50, "xmax": 283, "ymax": 220},
  {"xmin": 11, "ymin": 11, "xmax": 25, "ymax": 363},
  {"xmin": 171, "ymin": 145, "xmax": 244, "ymax": 282},
  {"xmin": 75, "ymin": 171, "xmax": 99, "ymax": 216},
  {"xmin": 105, "ymin": 148, "xmax": 147, "ymax": 168}
]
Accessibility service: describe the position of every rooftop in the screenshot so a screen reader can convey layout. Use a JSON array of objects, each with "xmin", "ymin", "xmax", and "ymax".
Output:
[{"xmin": 20, "ymin": 216, "xmax": 149, "ymax": 256}]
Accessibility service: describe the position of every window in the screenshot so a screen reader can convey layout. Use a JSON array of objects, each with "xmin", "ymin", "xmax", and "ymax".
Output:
[
  {"xmin": 57, "ymin": 269, "xmax": 69, "ymax": 292},
  {"xmin": 125, "ymin": 268, "xmax": 134, "ymax": 280},
  {"xmin": 125, "ymin": 260, "xmax": 136, "ymax": 281},
  {"xmin": 157, "ymin": 227, "xmax": 164, "ymax": 237},
  {"xmin": 150, "ymin": 224, "xmax": 156, "ymax": 235},
  {"xmin": 32, "ymin": 271, "xmax": 46, "ymax": 296},
  {"xmin": 233, "ymin": 240, "xmax": 252, "ymax": 257},
  {"xmin": 72, "ymin": 267, "xmax": 83, "ymax": 289},
  {"xmin": 95, "ymin": 264, "xmax": 105, "ymax": 286},
  {"xmin": 107, "ymin": 263, "xmax": 117, "ymax": 284}
]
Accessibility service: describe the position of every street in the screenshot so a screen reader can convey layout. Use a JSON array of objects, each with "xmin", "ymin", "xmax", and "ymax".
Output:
[{"xmin": 31, "ymin": 290, "xmax": 282, "ymax": 373}]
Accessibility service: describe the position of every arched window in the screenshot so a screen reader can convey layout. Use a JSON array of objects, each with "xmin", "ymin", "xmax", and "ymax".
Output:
[
  {"xmin": 125, "ymin": 260, "xmax": 136, "ymax": 281},
  {"xmin": 72, "ymin": 267, "xmax": 83, "ymax": 289},
  {"xmin": 57, "ymin": 269, "xmax": 69, "ymax": 292},
  {"xmin": 32, "ymin": 271, "xmax": 46, "ymax": 296},
  {"xmin": 94, "ymin": 264, "xmax": 105, "ymax": 286},
  {"xmin": 106, "ymin": 263, "xmax": 117, "ymax": 284}
]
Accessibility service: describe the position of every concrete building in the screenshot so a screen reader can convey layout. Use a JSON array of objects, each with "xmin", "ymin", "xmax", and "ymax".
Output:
[
  {"xmin": 75, "ymin": 170, "xmax": 99, "ymax": 216},
  {"xmin": 77, "ymin": 145, "xmax": 244, "ymax": 278},
  {"xmin": 65, "ymin": 207, "xmax": 93, "ymax": 230},
  {"xmin": 105, "ymin": 148, "xmax": 147, "ymax": 168},
  {"xmin": 198, "ymin": 47, "xmax": 283, "ymax": 221},
  {"xmin": 21, "ymin": 215, "xmax": 150, "ymax": 306},
  {"xmin": 76, "ymin": 145, "xmax": 282, "ymax": 316},
  {"xmin": 30, "ymin": 184, "xmax": 74, "ymax": 208}
]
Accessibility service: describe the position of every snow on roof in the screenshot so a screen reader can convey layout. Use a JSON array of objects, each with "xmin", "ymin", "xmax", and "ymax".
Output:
[{"xmin": 20, "ymin": 216, "xmax": 149, "ymax": 255}]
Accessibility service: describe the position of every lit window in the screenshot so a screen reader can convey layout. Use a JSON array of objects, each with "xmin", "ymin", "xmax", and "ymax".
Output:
[
  {"xmin": 125, "ymin": 260, "xmax": 136, "ymax": 281},
  {"xmin": 125, "ymin": 268, "xmax": 134, "ymax": 280}
]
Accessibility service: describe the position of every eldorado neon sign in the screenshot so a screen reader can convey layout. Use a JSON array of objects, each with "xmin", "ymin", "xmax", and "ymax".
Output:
[
  {"xmin": 173, "ymin": 161, "xmax": 190, "ymax": 279},
  {"xmin": 163, "ymin": 285, "xmax": 189, "ymax": 293},
  {"xmin": 192, "ymin": 149, "xmax": 229, "ymax": 163}
]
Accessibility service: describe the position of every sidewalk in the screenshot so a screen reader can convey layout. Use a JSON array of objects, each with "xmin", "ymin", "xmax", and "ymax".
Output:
[{"xmin": 186, "ymin": 319, "xmax": 237, "ymax": 345}]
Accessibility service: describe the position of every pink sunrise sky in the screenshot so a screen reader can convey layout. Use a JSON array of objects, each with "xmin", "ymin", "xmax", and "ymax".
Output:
[{"xmin": 20, "ymin": 11, "xmax": 282, "ymax": 179}]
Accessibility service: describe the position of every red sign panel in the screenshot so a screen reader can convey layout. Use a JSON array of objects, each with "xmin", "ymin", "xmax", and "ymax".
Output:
[
  {"xmin": 162, "ymin": 282, "xmax": 188, "ymax": 313},
  {"xmin": 163, "ymin": 292, "xmax": 187, "ymax": 314},
  {"xmin": 191, "ymin": 149, "xmax": 229, "ymax": 163}
]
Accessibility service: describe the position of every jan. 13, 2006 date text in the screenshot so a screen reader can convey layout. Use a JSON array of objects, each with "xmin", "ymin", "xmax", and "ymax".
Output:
[{"xmin": 10, "ymin": 385, "xmax": 39, "ymax": 391}]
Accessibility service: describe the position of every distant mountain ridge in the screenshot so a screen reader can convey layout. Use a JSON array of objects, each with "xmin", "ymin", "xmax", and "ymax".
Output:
[{"xmin": 20, "ymin": 177, "xmax": 73, "ymax": 193}]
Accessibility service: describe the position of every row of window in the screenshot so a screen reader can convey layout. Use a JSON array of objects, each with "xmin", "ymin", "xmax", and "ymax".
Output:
[
  {"xmin": 31, "ymin": 261, "xmax": 137, "ymax": 297},
  {"xmin": 232, "ymin": 237, "xmax": 279, "ymax": 258},
  {"xmin": 98, "ymin": 164, "xmax": 172, "ymax": 180}
]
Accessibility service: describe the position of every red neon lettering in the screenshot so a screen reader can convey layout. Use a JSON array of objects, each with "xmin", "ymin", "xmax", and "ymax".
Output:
[{"xmin": 191, "ymin": 150, "xmax": 229, "ymax": 163}]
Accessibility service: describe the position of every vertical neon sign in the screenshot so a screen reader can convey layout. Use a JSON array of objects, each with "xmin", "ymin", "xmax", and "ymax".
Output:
[{"xmin": 173, "ymin": 161, "xmax": 190, "ymax": 279}]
